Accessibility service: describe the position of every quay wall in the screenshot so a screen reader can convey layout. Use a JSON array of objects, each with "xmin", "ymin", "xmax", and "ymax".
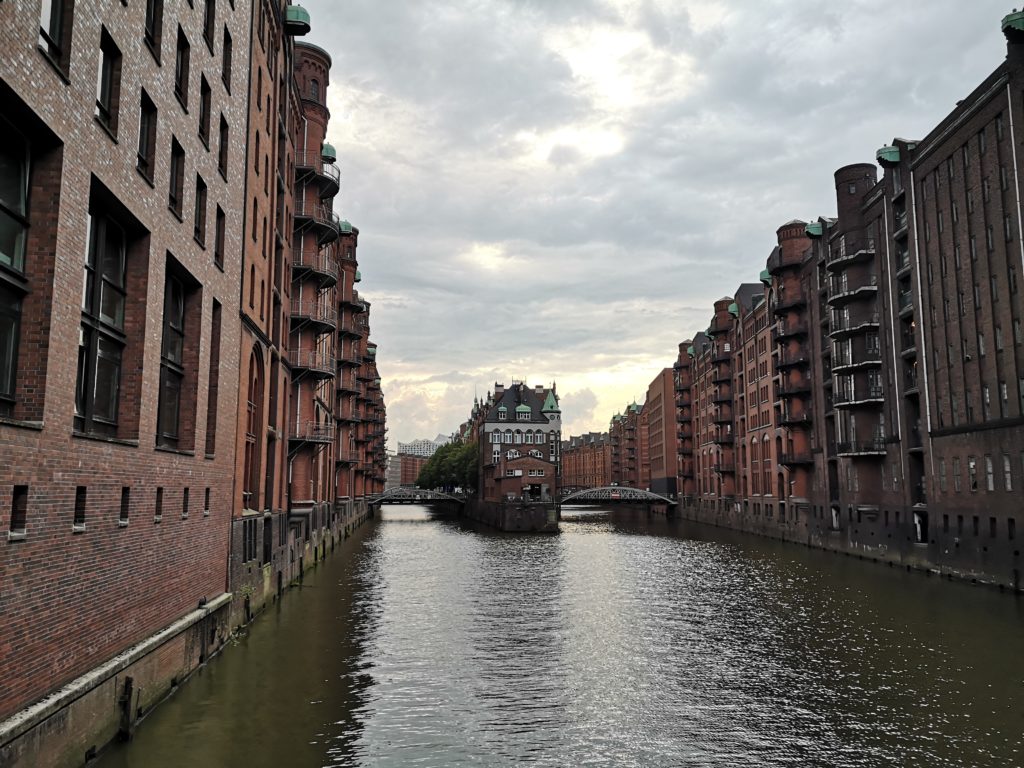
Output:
[
  {"xmin": 465, "ymin": 499, "xmax": 559, "ymax": 533},
  {"xmin": 675, "ymin": 500, "xmax": 1022, "ymax": 593},
  {"xmin": 0, "ymin": 507, "xmax": 376, "ymax": 768}
]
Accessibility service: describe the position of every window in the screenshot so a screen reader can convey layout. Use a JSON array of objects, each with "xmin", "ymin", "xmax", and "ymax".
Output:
[
  {"xmin": 198, "ymin": 76, "xmax": 211, "ymax": 145},
  {"xmin": 182, "ymin": 487, "xmax": 190, "ymax": 519},
  {"xmin": 119, "ymin": 486, "xmax": 130, "ymax": 525},
  {"xmin": 158, "ymin": 272, "xmax": 186, "ymax": 448},
  {"xmin": 517, "ymin": 409, "xmax": 531, "ymax": 421},
  {"xmin": 75, "ymin": 213, "xmax": 126, "ymax": 436},
  {"xmin": 221, "ymin": 26, "xmax": 232, "ymax": 92},
  {"xmin": 242, "ymin": 349, "xmax": 263, "ymax": 509},
  {"xmin": 144, "ymin": 0, "xmax": 163, "ymax": 58},
  {"xmin": 242, "ymin": 517, "xmax": 257, "ymax": 561},
  {"xmin": 218, "ymin": 115, "xmax": 228, "ymax": 178},
  {"xmin": 205, "ymin": 300, "xmax": 220, "ymax": 455},
  {"xmin": 174, "ymin": 27, "xmax": 190, "ymax": 109},
  {"xmin": 310, "ymin": 79, "xmax": 320, "ymax": 101},
  {"xmin": 73, "ymin": 486, "xmax": 86, "ymax": 529},
  {"xmin": 214, "ymin": 205, "xmax": 225, "ymax": 269},
  {"xmin": 202, "ymin": 0, "xmax": 215, "ymax": 50},
  {"xmin": 0, "ymin": 120, "xmax": 29, "ymax": 409},
  {"xmin": 155, "ymin": 486, "xmax": 163, "ymax": 521},
  {"xmin": 490, "ymin": 432, "xmax": 501, "ymax": 444},
  {"xmin": 136, "ymin": 89, "xmax": 157, "ymax": 181},
  {"xmin": 10, "ymin": 485, "xmax": 27, "ymax": 534},
  {"xmin": 985, "ymin": 455, "xmax": 994, "ymax": 491},
  {"xmin": 939, "ymin": 459, "xmax": 947, "ymax": 493},
  {"xmin": 193, "ymin": 174, "xmax": 207, "ymax": 245},
  {"xmin": 39, "ymin": 0, "xmax": 75, "ymax": 73},
  {"xmin": 254, "ymin": 132, "xmax": 260, "ymax": 172},
  {"xmin": 1010, "ymin": 518, "xmax": 1017, "ymax": 541},
  {"xmin": 973, "ymin": 515, "xmax": 980, "ymax": 536},
  {"xmin": 968, "ymin": 456, "xmax": 977, "ymax": 492},
  {"xmin": 1004, "ymin": 455, "xmax": 1013, "ymax": 491},
  {"xmin": 953, "ymin": 457, "xmax": 961, "ymax": 492},
  {"xmin": 497, "ymin": 407, "xmax": 507, "ymax": 421},
  {"xmin": 168, "ymin": 137, "xmax": 185, "ymax": 217},
  {"xmin": 204, "ymin": 487, "xmax": 210, "ymax": 516},
  {"xmin": 95, "ymin": 28, "xmax": 122, "ymax": 136}
]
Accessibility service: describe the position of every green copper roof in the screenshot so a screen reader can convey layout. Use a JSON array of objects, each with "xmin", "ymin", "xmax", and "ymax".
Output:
[
  {"xmin": 355, "ymin": 270, "xmax": 362, "ymax": 282},
  {"xmin": 338, "ymin": 220, "xmax": 354, "ymax": 234},
  {"xmin": 515, "ymin": 404, "xmax": 531, "ymax": 413},
  {"xmin": 284, "ymin": 5, "xmax": 311, "ymax": 35},
  {"xmin": 759, "ymin": 268, "xmax": 771, "ymax": 285},
  {"xmin": 1003, "ymin": 10, "xmax": 1024, "ymax": 34},
  {"xmin": 497, "ymin": 404, "xmax": 507, "ymax": 410},
  {"xmin": 805, "ymin": 221, "xmax": 823, "ymax": 238},
  {"xmin": 727, "ymin": 302, "xmax": 739, "ymax": 317},
  {"xmin": 366, "ymin": 347, "xmax": 376, "ymax": 357},
  {"xmin": 876, "ymin": 145, "xmax": 900, "ymax": 166},
  {"xmin": 542, "ymin": 390, "xmax": 560, "ymax": 413},
  {"xmin": 687, "ymin": 345, "xmax": 695, "ymax": 357},
  {"xmin": 374, "ymin": 377, "xmax": 381, "ymax": 385},
  {"xmin": 321, "ymin": 142, "xmax": 337, "ymax": 163}
]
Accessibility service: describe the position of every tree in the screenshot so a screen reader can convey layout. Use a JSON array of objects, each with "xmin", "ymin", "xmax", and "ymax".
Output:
[{"xmin": 416, "ymin": 441, "xmax": 478, "ymax": 494}]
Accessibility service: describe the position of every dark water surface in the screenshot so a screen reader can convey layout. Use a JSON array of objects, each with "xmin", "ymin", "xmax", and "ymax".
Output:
[{"xmin": 100, "ymin": 505, "xmax": 1024, "ymax": 767}]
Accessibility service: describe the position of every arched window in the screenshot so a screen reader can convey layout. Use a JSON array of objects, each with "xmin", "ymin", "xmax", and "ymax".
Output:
[
  {"xmin": 243, "ymin": 347, "xmax": 264, "ymax": 509},
  {"xmin": 310, "ymin": 79, "xmax": 320, "ymax": 101}
]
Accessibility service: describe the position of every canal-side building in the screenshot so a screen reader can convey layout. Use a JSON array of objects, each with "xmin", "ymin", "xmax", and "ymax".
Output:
[
  {"xmin": 609, "ymin": 402, "xmax": 646, "ymax": 487},
  {"xmin": 645, "ymin": 368, "xmax": 678, "ymax": 496},
  {"xmin": 674, "ymin": 340, "xmax": 697, "ymax": 499},
  {"xmin": 561, "ymin": 432, "xmax": 612, "ymax": 491},
  {"xmin": 0, "ymin": 0, "xmax": 250, "ymax": 756},
  {"xmin": 674, "ymin": 11, "xmax": 1024, "ymax": 592},
  {"xmin": 474, "ymin": 382, "xmax": 562, "ymax": 502}
]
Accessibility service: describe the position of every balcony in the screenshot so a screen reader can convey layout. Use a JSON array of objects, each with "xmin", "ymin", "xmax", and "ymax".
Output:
[
  {"xmin": 767, "ymin": 246, "xmax": 805, "ymax": 274},
  {"xmin": 712, "ymin": 391, "xmax": 732, "ymax": 405},
  {"xmin": 675, "ymin": 395, "xmax": 692, "ymax": 409},
  {"xmin": 337, "ymin": 320, "xmax": 364, "ymax": 339},
  {"xmin": 832, "ymin": 347, "xmax": 882, "ymax": 372},
  {"xmin": 904, "ymin": 368, "xmax": 919, "ymax": 394},
  {"xmin": 677, "ymin": 427, "xmax": 693, "ymax": 440},
  {"xmin": 771, "ymin": 320, "xmax": 809, "ymax": 342},
  {"xmin": 780, "ymin": 411, "xmax": 811, "ymax": 427},
  {"xmin": 895, "ymin": 251, "xmax": 912, "ymax": 277},
  {"xmin": 900, "ymin": 330, "xmax": 917, "ymax": 357},
  {"xmin": 289, "ymin": 420, "xmax": 334, "ymax": 444},
  {"xmin": 778, "ymin": 376, "xmax": 812, "ymax": 396},
  {"xmin": 293, "ymin": 200, "xmax": 340, "ymax": 245},
  {"xmin": 836, "ymin": 439, "xmax": 887, "ymax": 457},
  {"xmin": 335, "ymin": 451, "xmax": 358, "ymax": 465},
  {"xmin": 292, "ymin": 247, "xmax": 338, "ymax": 286},
  {"xmin": 834, "ymin": 386, "xmax": 884, "ymax": 407},
  {"xmin": 712, "ymin": 410, "xmax": 732, "ymax": 424},
  {"xmin": 294, "ymin": 150, "xmax": 341, "ymax": 198},
  {"xmin": 897, "ymin": 291, "xmax": 915, "ymax": 316},
  {"xmin": 826, "ymin": 241, "xmax": 875, "ymax": 271},
  {"xmin": 828, "ymin": 274, "xmax": 879, "ymax": 306},
  {"xmin": 779, "ymin": 452, "xmax": 814, "ymax": 466},
  {"xmin": 707, "ymin": 318, "xmax": 731, "ymax": 336},
  {"xmin": 676, "ymin": 411, "xmax": 692, "ymax": 424},
  {"xmin": 713, "ymin": 432, "xmax": 734, "ymax": 445},
  {"xmin": 290, "ymin": 300, "xmax": 337, "ymax": 332},
  {"xmin": 776, "ymin": 350, "xmax": 810, "ymax": 369},
  {"xmin": 893, "ymin": 211, "xmax": 909, "ymax": 239},
  {"xmin": 288, "ymin": 349, "xmax": 335, "ymax": 378},
  {"xmin": 711, "ymin": 351, "xmax": 732, "ymax": 364},
  {"xmin": 773, "ymin": 290, "xmax": 808, "ymax": 314},
  {"xmin": 829, "ymin": 313, "xmax": 880, "ymax": 339},
  {"xmin": 715, "ymin": 462, "xmax": 737, "ymax": 474}
]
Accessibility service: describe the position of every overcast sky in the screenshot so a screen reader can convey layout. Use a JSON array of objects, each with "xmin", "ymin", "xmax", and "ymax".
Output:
[{"xmin": 301, "ymin": 0, "xmax": 1007, "ymax": 447}]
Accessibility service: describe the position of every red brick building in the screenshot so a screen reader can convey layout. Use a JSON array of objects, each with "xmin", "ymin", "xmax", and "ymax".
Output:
[
  {"xmin": 609, "ymin": 403, "xmax": 647, "ymax": 488},
  {"xmin": 675, "ymin": 11, "xmax": 1024, "ymax": 592},
  {"xmin": 0, "ymin": 2, "xmax": 386, "ymax": 763},
  {"xmin": 644, "ymin": 368, "xmax": 677, "ymax": 495},
  {"xmin": 399, "ymin": 452, "xmax": 428, "ymax": 486},
  {"xmin": 0, "ymin": 0, "xmax": 249, "ymax": 748},
  {"xmin": 561, "ymin": 432, "xmax": 611, "ymax": 490}
]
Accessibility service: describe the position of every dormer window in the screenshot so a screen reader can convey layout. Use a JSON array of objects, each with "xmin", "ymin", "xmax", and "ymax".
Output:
[
  {"xmin": 506, "ymin": 449, "xmax": 520, "ymax": 460},
  {"xmin": 497, "ymin": 405, "xmax": 507, "ymax": 421},
  {"xmin": 516, "ymin": 406, "xmax": 531, "ymax": 421}
]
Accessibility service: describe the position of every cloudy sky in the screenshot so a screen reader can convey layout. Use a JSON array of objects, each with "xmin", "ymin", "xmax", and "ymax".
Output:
[{"xmin": 301, "ymin": 0, "xmax": 1006, "ymax": 446}]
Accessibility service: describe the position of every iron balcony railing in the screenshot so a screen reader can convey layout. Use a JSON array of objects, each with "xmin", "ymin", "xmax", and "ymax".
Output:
[
  {"xmin": 292, "ymin": 248, "xmax": 338, "ymax": 282},
  {"xmin": 780, "ymin": 452, "xmax": 814, "ymax": 465},
  {"xmin": 290, "ymin": 420, "xmax": 335, "ymax": 443},
  {"xmin": 834, "ymin": 386, "xmax": 884, "ymax": 405},
  {"xmin": 290, "ymin": 300, "xmax": 337, "ymax": 329},
  {"xmin": 287, "ymin": 350, "xmax": 335, "ymax": 374},
  {"xmin": 836, "ymin": 439, "xmax": 887, "ymax": 456}
]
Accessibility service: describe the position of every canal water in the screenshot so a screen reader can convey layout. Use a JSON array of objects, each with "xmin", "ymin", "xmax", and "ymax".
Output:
[{"xmin": 101, "ymin": 505, "xmax": 1024, "ymax": 767}]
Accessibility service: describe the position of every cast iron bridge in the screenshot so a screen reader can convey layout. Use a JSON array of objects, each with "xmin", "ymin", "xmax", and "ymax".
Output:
[
  {"xmin": 371, "ymin": 487, "xmax": 465, "ymax": 505},
  {"xmin": 560, "ymin": 487, "xmax": 677, "ymax": 506}
]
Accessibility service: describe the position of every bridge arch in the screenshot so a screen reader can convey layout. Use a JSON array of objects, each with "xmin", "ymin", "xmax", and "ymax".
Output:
[
  {"xmin": 372, "ymin": 487, "xmax": 464, "ymax": 505},
  {"xmin": 560, "ymin": 487, "xmax": 677, "ymax": 506}
]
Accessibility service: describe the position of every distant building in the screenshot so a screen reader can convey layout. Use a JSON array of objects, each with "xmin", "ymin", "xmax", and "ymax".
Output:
[
  {"xmin": 561, "ymin": 433, "xmax": 612, "ymax": 490},
  {"xmin": 609, "ymin": 403, "xmax": 648, "ymax": 488},
  {"xmin": 385, "ymin": 452, "xmax": 401, "ymax": 489},
  {"xmin": 471, "ymin": 382, "xmax": 561, "ymax": 502},
  {"xmin": 397, "ymin": 436, "xmax": 448, "ymax": 457},
  {"xmin": 399, "ymin": 454, "xmax": 429, "ymax": 486},
  {"xmin": 645, "ymin": 369, "xmax": 677, "ymax": 495}
]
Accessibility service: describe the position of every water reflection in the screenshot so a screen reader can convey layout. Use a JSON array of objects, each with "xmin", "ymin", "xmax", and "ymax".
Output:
[{"xmin": 102, "ymin": 505, "xmax": 1024, "ymax": 767}]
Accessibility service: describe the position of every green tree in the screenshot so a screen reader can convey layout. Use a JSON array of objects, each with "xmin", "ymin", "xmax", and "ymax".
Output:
[{"xmin": 415, "ymin": 441, "xmax": 479, "ymax": 493}]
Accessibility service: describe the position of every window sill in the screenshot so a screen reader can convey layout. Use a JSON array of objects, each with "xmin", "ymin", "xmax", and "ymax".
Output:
[
  {"xmin": 72, "ymin": 431, "xmax": 139, "ymax": 448},
  {"xmin": 175, "ymin": 91, "xmax": 189, "ymax": 113},
  {"xmin": 194, "ymin": 234, "xmax": 206, "ymax": 250},
  {"xmin": 145, "ymin": 37, "xmax": 161, "ymax": 66},
  {"xmin": 213, "ymin": 257, "xmax": 224, "ymax": 273},
  {"xmin": 204, "ymin": 452, "xmax": 216, "ymax": 460},
  {"xmin": 72, "ymin": 524, "xmax": 86, "ymax": 534},
  {"xmin": 218, "ymin": 166, "xmax": 228, "ymax": 183},
  {"xmin": 36, "ymin": 45, "xmax": 70, "ymax": 84},
  {"xmin": 118, "ymin": 519, "xmax": 129, "ymax": 528},
  {"xmin": 154, "ymin": 515, "xmax": 163, "ymax": 524},
  {"xmin": 8, "ymin": 530, "xmax": 27, "ymax": 542},
  {"xmin": 168, "ymin": 204, "xmax": 184, "ymax": 221},
  {"xmin": 0, "ymin": 416, "xmax": 44, "ymax": 431},
  {"xmin": 93, "ymin": 115, "xmax": 119, "ymax": 143},
  {"xmin": 155, "ymin": 444, "xmax": 195, "ymax": 457},
  {"xmin": 199, "ymin": 133, "xmax": 210, "ymax": 151},
  {"xmin": 136, "ymin": 165, "xmax": 155, "ymax": 188},
  {"xmin": 181, "ymin": 513, "xmax": 189, "ymax": 520},
  {"xmin": 203, "ymin": 510, "xmax": 210, "ymax": 517}
]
